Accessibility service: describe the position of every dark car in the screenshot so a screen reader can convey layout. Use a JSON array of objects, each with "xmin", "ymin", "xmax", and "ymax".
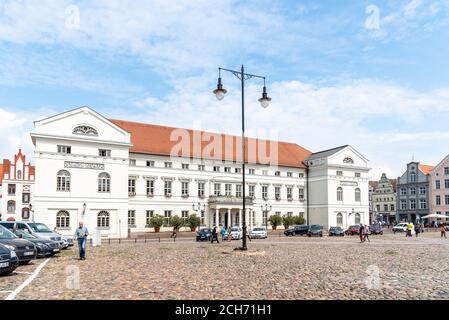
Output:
[
  {"xmin": 369, "ymin": 224, "xmax": 383, "ymax": 235},
  {"xmin": 329, "ymin": 226, "xmax": 345, "ymax": 236},
  {"xmin": 0, "ymin": 225, "xmax": 37, "ymax": 264},
  {"xmin": 345, "ymin": 224, "xmax": 361, "ymax": 235},
  {"xmin": 14, "ymin": 229, "xmax": 60, "ymax": 257},
  {"xmin": 0, "ymin": 243, "xmax": 19, "ymax": 276},
  {"xmin": 284, "ymin": 225, "xmax": 309, "ymax": 236},
  {"xmin": 308, "ymin": 224, "xmax": 323, "ymax": 237},
  {"xmin": 196, "ymin": 228, "xmax": 212, "ymax": 242}
]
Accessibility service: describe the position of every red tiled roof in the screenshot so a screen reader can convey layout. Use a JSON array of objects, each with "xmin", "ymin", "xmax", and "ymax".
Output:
[
  {"xmin": 419, "ymin": 164, "xmax": 434, "ymax": 175},
  {"xmin": 110, "ymin": 119, "xmax": 312, "ymax": 168},
  {"xmin": 0, "ymin": 164, "xmax": 3, "ymax": 185}
]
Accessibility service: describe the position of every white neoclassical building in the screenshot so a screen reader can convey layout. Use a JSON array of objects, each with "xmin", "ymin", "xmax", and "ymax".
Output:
[{"xmin": 30, "ymin": 106, "xmax": 370, "ymax": 237}]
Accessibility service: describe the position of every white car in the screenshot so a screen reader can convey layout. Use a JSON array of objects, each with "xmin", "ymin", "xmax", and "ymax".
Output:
[
  {"xmin": 229, "ymin": 227, "xmax": 242, "ymax": 240},
  {"xmin": 393, "ymin": 223, "xmax": 415, "ymax": 235},
  {"xmin": 250, "ymin": 227, "xmax": 267, "ymax": 239}
]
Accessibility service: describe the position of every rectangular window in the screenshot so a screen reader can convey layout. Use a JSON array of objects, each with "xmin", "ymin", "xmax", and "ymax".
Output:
[
  {"xmin": 287, "ymin": 187, "xmax": 293, "ymax": 199},
  {"xmin": 446, "ymin": 195, "xmax": 449, "ymax": 205},
  {"xmin": 224, "ymin": 167, "xmax": 231, "ymax": 173},
  {"xmin": 164, "ymin": 210, "xmax": 172, "ymax": 227},
  {"xmin": 198, "ymin": 182, "xmax": 205, "ymax": 197},
  {"xmin": 262, "ymin": 170, "xmax": 268, "ymax": 176},
  {"xmin": 445, "ymin": 179, "xmax": 449, "ymax": 189},
  {"xmin": 225, "ymin": 184, "xmax": 232, "ymax": 196},
  {"xmin": 198, "ymin": 165, "xmax": 205, "ymax": 171},
  {"xmin": 22, "ymin": 192, "xmax": 30, "ymax": 204},
  {"xmin": 355, "ymin": 172, "xmax": 361, "ymax": 178},
  {"xmin": 410, "ymin": 199, "xmax": 416, "ymax": 210},
  {"xmin": 248, "ymin": 169, "xmax": 255, "ymax": 175},
  {"xmin": 146, "ymin": 210, "xmax": 154, "ymax": 226},
  {"xmin": 419, "ymin": 199, "xmax": 427, "ymax": 209},
  {"xmin": 165, "ymin": 162, "xmax": 172, "ymax": 168},
  {"xmin": 128, "ymin": 179, "xmax": 136, "ymax": 195},
  {"xmin": 164, "ymin": 180, "xmax": 172, "ymax": 196},
  {"xmin": 436, "ymin": 180, "xmax": 441, "ymax": 189},
  {"xmin": 298, "ymin": 188, "xmax": 304, "ymax": 200},
  {"xmin": 235, "ymin": 168, "xmax": 241, "ymax": 174},
  {"xmin": 8, "ymin": 184, "xmax": 16, "ymax": 195},
  {"xmin": 214, "ymin": 183, "xmax": 221, "ymax": 196},
  {"xmin": 181, "ymin": 181, "xmax": 189, "ymax": 197},
  {"xmin": 401, "ymin": 200, "xmax": 407, "ymax": 210},
  {"xmin": 287, "ymin": 172, "xmax": 292, "ymax": 177},
  {"xmin": 376, "ymin": 204, "xmax": 381, "ymax": 211},
  {"xmin": 128, "ymin": 210, "xmax": 136, "ymax": 227},
  {"xmin": 400, "ymin": 188, "xmax": 406, "ymax": 196},
  {"xmin": 213, "ymin": 166, "xmax": 220, "ymax": 172},
  {"xmin": 262, "ymin": 211, "xmax": 267, "ymax": 226},
  {"xmin": 336, "ymin": 171, "xmax": 343, "ymax": 176},
  {"xmin": 419, "ymin": 187, "xmax": 426, "ymax": 195},
  {"xmin": 383, "ymin": 204, "xmax": 388, "ymax": 211},
  {"xmin": 182, "ymin": 210, "xmax": 189, "ymax": 220},
  {"xmin": 275, "ymin": 171, "xmax": 280, "ymax": 177},
  {"xmin": 146, "ymin": 180, "xmax": 154, "ymax": 196},
  {"xmin": 409, "ymin": 187, "xmax": 416, "ymax": 195},
  {"xmin": 99, "ymin": 149, "xmax": 111, "ymax": 157},
  {"xmin": 275, "ymin": 186, "xmax": 281, "ymax": 200},
  {"xmin": 445, "ymin": 167, "xmax": 449, "ymax": 175},
  {"xmin": 236, "ymin": 184, "xmax": 242, "ymax": 198},
  {"xmin": 249, "ymin": 185, "xmax": 255, "ymax": 198},
  {"xmin": 57, "ymin": 145, "xmax": 71, "ymax": 154},
  {"xmin": 262, "ymin": 186, "xmax": 268, "ymax": 199},
  {"xmin": 146, "ymin": 160, "xmax": 155, "ymax": 167},
  {"xmin": 299, "ymin": 173, "xmax": 304, "ymax": 178},
  {"xmin": 182, "ymin": 163, "xmax": 189, "ymax": 170},
  {"xmin": 275, "ymin": 211, "xmax": 281, "ymax": 216},
  {"xmin": 390, "ymin": 204, "xmax": 394, "ymax": 211},
  {"xmin": 129, "ymin": 159, "xmax": 136, "ymax": 166}
]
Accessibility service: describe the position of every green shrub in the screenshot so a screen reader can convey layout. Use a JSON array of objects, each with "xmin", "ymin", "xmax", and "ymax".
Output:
[
  {"xmin": 149, "ymin": 214, "xmax": 164, "ymax": 230},
  {"xmin": 186, "ymin": 214, "xmax": 201, "ymax": 231},
  {"xmin": 169, "ymin": 215, "xmax": 185, "ymax": 230},
  {"xmin": 268, "ymin": 215, "xmax": 283, "ymax": 229}
]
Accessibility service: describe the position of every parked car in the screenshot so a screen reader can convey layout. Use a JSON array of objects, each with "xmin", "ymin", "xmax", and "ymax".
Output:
[
  {"xmin": 229, "ymin": 227, "xmax": 242, "ymax": 240},
  {"xmin": 196, "ymin": 228, "xmax": 212, "ymax": 242},
  {"xmin": 0, "ymin": 243, "xmax": 19, "ymax": 276},
  {"xmin": 250, "ymin": 227, "xmax": 267, "ymax": 239},
  {"xmin": 369, "ymin": 224, "xmax": 383, "ymax": 235},
  {"xmin": 328, "ymin": 226, "xmax": 345, "ymax": 236},
  {"xmin": 0, "ymin": 225, "xmax": 37, "ymax": 264},
  {"xmin": 0, "ymin": 221, "xmax": 65, "ymax": 248},
  {"xmin": 284, "ymin": 225, "xmax": 309, "ymax": 236},
  {"xmin": 345, "ymin": 225, "xmax": 361, "ymax": 235},
  {"xmin": 308, "ymin": 224, "xmax": 323, "ymax": 237},
  {"xmin": 14, "ymin": 229, "xmax": 60, "ymax": 257},
  {"xmin": 393, "ymin": 223, "xmax": 408, "ymax": 233}
]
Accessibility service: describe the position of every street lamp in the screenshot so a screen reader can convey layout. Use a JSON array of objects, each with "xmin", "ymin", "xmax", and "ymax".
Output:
[
  {"xmin": 214, "ymin": 65, "xmax": 271, "ymax": 251},
  {"xmin": 29, "ymin": 204, "xmax": 34, "ymax": 222},
  {"xmin": 82, "ymin": 203, "xmax": 87, "ymax": 219},
  {"xmin": 261, "ymin": 204, "xmax": 272, "ymax": 231}
]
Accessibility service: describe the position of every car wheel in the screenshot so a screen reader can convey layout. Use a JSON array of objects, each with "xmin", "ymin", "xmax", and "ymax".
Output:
[{"xmin": 20, "ymin": 260, "xmax": 31, "ymax": 265}]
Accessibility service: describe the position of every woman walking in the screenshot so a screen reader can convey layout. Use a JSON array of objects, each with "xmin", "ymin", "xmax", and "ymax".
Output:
[
  {"xmin": 359, "ymin": 224, "xmax": 365, "ymax": 243},
  {"xmin": 364, "ymin": 225, "xmax": 370, "ymax": 242}
]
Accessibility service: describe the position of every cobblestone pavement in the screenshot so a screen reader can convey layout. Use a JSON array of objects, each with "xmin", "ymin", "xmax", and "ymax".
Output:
[{"xmin": 4, "ymin": 231, "xmax": 449, "ymax": 300}]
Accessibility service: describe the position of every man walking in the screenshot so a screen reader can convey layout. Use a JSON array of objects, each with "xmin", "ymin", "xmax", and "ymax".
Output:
[
  {"xmin": 211, "ymin": 226, "xmax": 219, "ymax": 244},
  {"xmin": 74, "ymin": 222, "xmax": 89, "ymax": 260}
]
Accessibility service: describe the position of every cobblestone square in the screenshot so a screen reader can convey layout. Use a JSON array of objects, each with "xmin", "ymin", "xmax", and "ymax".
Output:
[{"xmin": 2, "ymin": 231, "xmax": 449, "ymax": 300}]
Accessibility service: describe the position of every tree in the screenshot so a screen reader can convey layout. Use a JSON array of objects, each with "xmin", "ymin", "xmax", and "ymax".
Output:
[
  {"xmin": 149, "ymin": 214, "xmax": 164, "ymax": 232},
  {"xmin": 169, "ymin": 215, "xmax": 185, "ymax": 230},
  {"xmin": 282, "ymin": 215, "xmax": 295, "ymax": 229},
  {"xmin": 268, "ymin": 215, "xmax": 283, "ymax": 230},
  {"xmin": 293, "ymin": 216, "xmax": 306, "ymax": 226},
  {"xmin": 186, "ymin": 214, "xmax": 201, "ymax": 232}
]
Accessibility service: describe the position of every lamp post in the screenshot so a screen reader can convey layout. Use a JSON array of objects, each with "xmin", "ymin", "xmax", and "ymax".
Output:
[
  {"xmin": 214, "ymin": 66, "xmax": 271, "ymax": 251},
  {"xmin": 261, "ymin": 204, "xmax": 272, "ymax": 231},
  {"xmin": 29, "ymin": 204, "xmax": 34, "ymax": 222},
  {"xmin": 82, "ymin": 202, "xmax": 86, "ymax": 219},
  {"xmin": 192, "ymin": 202, "xmax": 206, "ymax": 226}
]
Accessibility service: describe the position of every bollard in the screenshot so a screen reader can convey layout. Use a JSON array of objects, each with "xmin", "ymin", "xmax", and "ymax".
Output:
[{"xmin": 135, "ymin": 238, "xmax": 137, "ymax": 243}]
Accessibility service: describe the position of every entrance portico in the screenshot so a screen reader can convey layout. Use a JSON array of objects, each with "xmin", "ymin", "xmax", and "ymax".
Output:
[{"xmin": 208, "ymin": 196, "xmax": 254, "ymax": 229}]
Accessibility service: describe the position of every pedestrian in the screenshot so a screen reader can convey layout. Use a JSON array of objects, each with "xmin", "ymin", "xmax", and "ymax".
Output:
[
  {"xmin": 406, "ymin": 222, "xmax": 413, "ymax": 237},
  {"xmin": 440, "ymin": 224, "xmax": 447, "ymax": 239},
  {"xmin": 359, "ymin": 224, "xmax": 365, "ymax": 242},
  {"xmin": 246, "ymin": 226, "xmax": 252, "ymax": 242},
  {"xmin": 227, "ymin": 227, "xmax": 232, "ymax": 242},
  {"xmin": 415, "ymin": 223, "xmax": 421, "ymax": 237},
  {"xmin": 221, "ymin": 226, "xmax": 226, "ymax": 241},
  {"xmin": 73, "ymin": 221, "xmax": 89, "ymax": 260},
  {"xmin": 211, "ymin": 226, "xmax": 219, "ymax": 243},
  {"xmin": 364, "ymin": 224, "xmax": 370, "ymax": 242},
  {"xmin": 170, "ymin": 226, "xmax": 177, "ymax": 239}
]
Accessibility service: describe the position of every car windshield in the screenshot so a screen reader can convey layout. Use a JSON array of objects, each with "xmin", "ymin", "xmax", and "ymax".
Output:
[
  {"xmin": 16, "ymin": 230, "xmax": 37, "ymax": 239},
  {"xmin": 0, "ymin": 225, "xmax": 17, "ymax": 239},
  {"xmin": 200, "ymin": 229, "xmax": 210, "ymax": 233},
  {"xmin": 231, "ymin": 228, "xmax": 239, "ymax": 232},
  {"xmin": 310, "ymin": 225, "xmax": 321, "ymax": 230},
  {"xmin": 28, "ymin": 223, "xmax": 52, "ymax": 233},
  {"xmin": 253, "ymin": 228, "xmax": 264, "ymax": 231}
]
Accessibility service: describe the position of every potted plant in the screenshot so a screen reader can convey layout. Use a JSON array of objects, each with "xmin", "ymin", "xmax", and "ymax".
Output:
[
  {"xmin": 268, "ymin": 215, "xmax": 282, "ymax": 230},
  {"xmin": 282, "ymin": 215, "xmax": 294, "ymax": 229},
  {"xmin": 149, "ymin": 214, "xmax": 164, "ymax": 233},
  {"xmin": 293, "ymin": 216, "xmax": 306, "ymax": 226},
  {"xmin": 186, "ymin": 214, "xmax": 201, "ymax": 232},
  {"xmin": 169, "ymin": 215, "xmax": 185, "ymax": 232}
]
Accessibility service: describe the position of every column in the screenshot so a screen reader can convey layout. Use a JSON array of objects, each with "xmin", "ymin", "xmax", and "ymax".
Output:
[
  {"xmin": 227, "ymin": 209, "xmax": 231, "ymax": 228},
  {"xmin": 215, "ymin": 209, "xmax": 219, "ymax": 227},
  {"xmin": 239, "ymin": 209, "xmax": 242, "ymax": 228}
]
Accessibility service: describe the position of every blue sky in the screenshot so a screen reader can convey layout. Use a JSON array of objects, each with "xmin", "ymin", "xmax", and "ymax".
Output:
[{"xmin": 1, "ymin": 0, "xmax": 449, "ymax": 178}]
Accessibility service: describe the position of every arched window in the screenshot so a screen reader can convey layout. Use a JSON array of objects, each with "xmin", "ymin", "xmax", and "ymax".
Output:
[
  {"xmin": 73, "ymin": 125, "xmax": 98, "ymax": 136},
  {"xmin": 337, "ymin": 213, "xmax": 343, "ymax": 226},
  {"xmin": 343, "ymin": 157, "xmax": 354, "ymax": 164},
  {"xmin": 98, "ymin": 172, "xmax": 111, "ymax": 193},
  {"xmin": 17, "ymin": 170, "xmax": 22, "ymax": 180},
  {"xmin": 97, "ymin": 211, "xmax": 110, "ymax": 228},
  {"xmin": 57, "ymin": 170, "xmax": 71, "ymax": 191},
  {"xmin": 7, "ymin": 200, "xmax": 16, "ymax": 213},
  {"xmin": 337, "ymin": 187, "xmax": 343, "ymax": 201},
  {"xmin": 22, "ymin": 208, "xmax": 30, "ymax": 220},
  {"xmin": 56, "ymin": 210, "xmax": 70, "ymax": 228},
  {"xmin": 355, "ymin": 188, "xmax": 361, "ymax": 202},
  {"xmin": 355, "ymin": 213, "xmax": 361, "ymax": 224}
]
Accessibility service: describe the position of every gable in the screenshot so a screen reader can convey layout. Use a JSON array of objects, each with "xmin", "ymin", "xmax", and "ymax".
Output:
[{"xmin": 327, "ymin": 146, "xmax": 369, "ymax": 168}]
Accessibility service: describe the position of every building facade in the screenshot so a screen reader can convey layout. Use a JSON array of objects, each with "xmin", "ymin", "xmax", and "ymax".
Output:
[
  {"xmin": 30, "ymin": 106, "xmax": 370, "ymax": 237},
  {"xmin": 396, "ymin": 162, "xmax": 433, "ymax": 222},
  {"xmin": 371, "ymin": 173, "xmax": 397, "ymax": 224},
  {"xmin": 0, "ymin": 149, "xmax": 35, "ymax": 222},
  {"xmin": 429, "ymin": 154, "xmax": 449, "ymax": 216}
]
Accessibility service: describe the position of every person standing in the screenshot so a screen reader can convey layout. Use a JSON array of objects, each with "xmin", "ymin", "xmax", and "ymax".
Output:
[
  {"xmin": 170, "ymin": 226, "xmax": 177, "ymax": 239},
  {"xmin": 415, "ymin": 223, "xmax": 421, "ymax": 237},
  {"xmin": 74, "ymin": 222, "xmax": 89, "ymax": 260},
  {"xmin": 246, "ymin": 226, "xmax": 252, "ymax": 242},
  {"xmin": 440, "ymin": 224, "xmax": 447, "ymax": 239},
  {"xmin": 406, "ymin": 222, "xmax": 413, "ymax": 237},
  {"xmin": 227, "ymin": 227, "xmax": 232, "ymax": 242},
  {"xmin": 364, "ymin": 225, "xmax": 370, "ymax": 242},
  {"xmin": 211, "ymin": 226, "xmax": 219, "ymax": 243},
  {"xmin": 221, "ymin": 226, "xmax": 226, "ymax": 241},
  {"xmin": 359, "ymin": 224, "xmax": 365, "ymax": 243}
]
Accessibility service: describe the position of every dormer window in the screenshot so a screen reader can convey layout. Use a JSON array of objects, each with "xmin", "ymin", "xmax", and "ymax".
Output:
[
  {"xmin": 343, "ymin": 157, "xmax": 354, "ymax": 164},
  {"xmin": 73, "ymin": 125, "xmax": 98, "ymax": 136}
]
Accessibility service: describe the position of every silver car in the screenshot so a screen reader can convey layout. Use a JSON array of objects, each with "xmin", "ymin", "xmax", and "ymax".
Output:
[{"xmin": 0, "ymin": 221, "xmax": 65, "ymax": 249}]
